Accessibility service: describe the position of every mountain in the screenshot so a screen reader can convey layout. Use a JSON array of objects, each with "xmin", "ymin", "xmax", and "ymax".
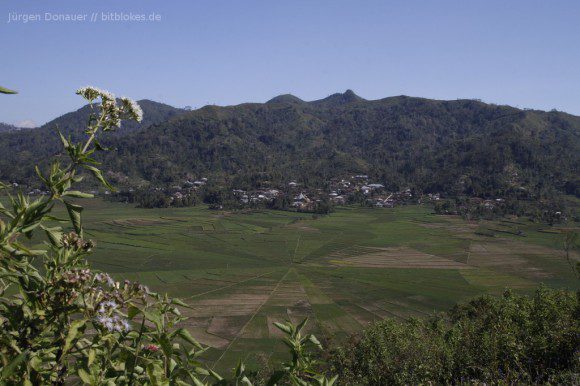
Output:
[
  {"xmin": 40, "ymin": 99, "xmax": 186, "ymax": 137},
  {"xmin": 267, "ymin": 94, "xmax": 305, "ymax": 105},
  {"xmin": 0, "ymin": 100, "xmax": 186, "ymax": 181},
  {"xmin": 1, "ymin": 91, "xmax": 579, "ymax": 199},
  {"xmin": 310, "ymin": 89, "xmax": 366, "ymax": 107}
]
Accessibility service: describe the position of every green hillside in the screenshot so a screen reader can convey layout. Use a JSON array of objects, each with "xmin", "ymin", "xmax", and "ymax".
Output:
[{"xmin": 1, "ymin": 92, "xmax": 579, "ymax": 199}]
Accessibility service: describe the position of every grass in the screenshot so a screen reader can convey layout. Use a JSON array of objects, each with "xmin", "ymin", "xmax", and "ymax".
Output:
[{"xmin": 37, "ymin": 200, "xmax": 580, "ymax": 371}]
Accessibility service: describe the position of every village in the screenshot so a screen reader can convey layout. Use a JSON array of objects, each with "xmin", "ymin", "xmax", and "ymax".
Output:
[
  {"xmin": 10, "ymin": 175, "xmax": 564, "ymax": 223},
  {"xmin": 164, "ymin": 174, "xmax": 432, "ymax": 211},
  {"xmin": 10, "ymin": 174, "xmax": 443, "ymax": 212}
]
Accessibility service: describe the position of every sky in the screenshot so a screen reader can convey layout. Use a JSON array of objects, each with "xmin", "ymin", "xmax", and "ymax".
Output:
[{"xmin": 1, "ymin": 0, "xmax": 579, "ymax": 126}]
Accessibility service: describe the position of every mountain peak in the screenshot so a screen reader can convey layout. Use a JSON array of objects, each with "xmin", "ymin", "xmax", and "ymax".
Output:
[
  {"xmin": 266, "ymin": 94, "xmax": 305, "ymax": 105},
  {"xmin": 311, "ymin": 89, "xmax": 365, "ymax": 106}
]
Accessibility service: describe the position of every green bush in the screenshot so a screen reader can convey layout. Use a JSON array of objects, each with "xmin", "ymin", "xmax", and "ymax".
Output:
[{"xmin": 329, "ymin": 287, "xmax": 579, "ymax": 385}]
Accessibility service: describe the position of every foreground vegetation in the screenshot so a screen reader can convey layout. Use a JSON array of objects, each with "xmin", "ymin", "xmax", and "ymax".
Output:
[{"xmin": 329, "ymin": 287, "xmax": 579, "ymax": 384}]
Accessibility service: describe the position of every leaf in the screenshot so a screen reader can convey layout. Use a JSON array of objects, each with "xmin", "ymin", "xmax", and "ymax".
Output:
[
  {"xmin": 44, "ymin": 226, "xmax": 64, "ymax": 247},
  {"xmin": 28, "ymin": 355, "xmax": 43, "ymax": 372},
  {"xmin": 158, "ymin": 334, "xmax": 173, "ymax": 358},
  {"xmin": 21, "ymin": 220, "xmax": 42, "ymax": 234},
  {"xmin": 0, "ymin": 351, "xmax": 27, "ymax": 378},
  {"xmin": 62, "ymin": 319, "xmax": 86, "ymax": 356},
  {"xmin": 78, "ymin": 368, "xmax": 92, "ymax": 384},
  {"xmin": 296, "ymin": 317, "xmax": 309, "ymax": 334},
  {"xmin": 192, "ymin": 377, "xmax": 208, "ymax": 386},
  {"xmin": 88, "ymin": 348, "xmax": 96, "ymax": 366},
  {"xmin": 84, "ymin": 165, "xmax": 114, "ymax": 191},
  {"xmin": 0, "ymin": 86, "xmax": 17, "ymax": 94},
  {"xmin": 207, "ymin": 369, "xmax": 224, "ymax": 381},
  {"xmin": 127, "ymin": 305, "xmax": 141, "ymax": 319},
  {"xmin": 64, "ymin": 200, "xmax": 83, "ymax": 236},
  {"xmin": 171, "ymin": 298, "xmax": 191, "ymax": 308},
  {"xmin": 274, "ymin": 322, "xmax": 293, "ymax": 335},
  {"xmin": 241, "ymin": 377, "xmax": 253, "ymax": 386},
  {"xmin": 235, "ymin": 360, "xmax": 245, "ymax": 377},
  {"xmin": 34, "ymin": 166, "xmax": 47, "ymax": 185},
  {"xmin": 308, "ymin": 334, "xmax": 322, "ymax": 350},
  {"xmin": 143, "ymin": 309, "xmax": 163, "ymax": 331},
  {"xmin": 94, "ymin": 139, "xmax": 110, "ymax": 151},
  {"xmin": 176, "ymin": 328, "xmax": 203, "ymax": 349},
  {"xmin": 146, "ymin": 362, "xmax": 169, "ymax": 386},
  {"xmin": 63, "ymin": 191, "xmax": 94, "ymax": 199},
  {"xmin": 58, "ymin": 130, "xmax": 70, "ymax": 149}
]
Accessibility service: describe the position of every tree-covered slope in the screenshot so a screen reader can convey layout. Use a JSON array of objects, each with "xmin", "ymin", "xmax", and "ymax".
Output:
[
  {"xmin": 2, "ymin": 91, "xmax": 579, "ymax": 198},
  {"xmin": 0, "ymin": 100, "xmax": 186, "ymax": 181},
  {"xmin": 0, "ymin": 122, "xmax": 19, "ymax": 133}
]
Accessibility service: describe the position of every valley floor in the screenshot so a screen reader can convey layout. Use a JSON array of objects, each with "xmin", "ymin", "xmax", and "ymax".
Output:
[{"xmin": 68, "ymin": 200, "xmax": 578, "ymax": 372}]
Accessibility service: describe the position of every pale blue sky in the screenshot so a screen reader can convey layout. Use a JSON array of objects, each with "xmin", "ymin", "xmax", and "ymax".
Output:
[{"xmin": 1, "ymin": 0, "xmax": 579, "ymax": 126}]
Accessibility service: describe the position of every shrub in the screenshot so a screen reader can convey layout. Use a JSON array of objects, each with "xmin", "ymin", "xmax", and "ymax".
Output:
[{"xmin": 329, "ymin": 287, "xmax": 579, "ymax": 385}]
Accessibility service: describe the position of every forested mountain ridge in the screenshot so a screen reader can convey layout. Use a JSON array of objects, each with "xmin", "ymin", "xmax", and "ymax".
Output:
[
  {"xmin": 1, "ymin": 91, "xmax": 579, "ymax": 199},
  {"xmin": 0, "ymin": 100, "xmax": 186, "ymax": 181}
]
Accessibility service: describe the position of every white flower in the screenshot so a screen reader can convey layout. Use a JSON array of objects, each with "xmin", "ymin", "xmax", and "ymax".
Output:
[
  {"xmin": 76, "ymin": 86, "xmax": 101, "ymax": 101},
  {"xmin": 116, "ymin": 317, "xmax": 131, "ymax": 332},
  {"xmin": 95, "ymin": 314, "xmax": 130, "ymax": 333},
  {"xmin": 99, "ymin": 89, "xmax": 115, "ymax": 102},
  {"xmin": 95, "ymin": 272, "xmax": 116, "ymax": 287},
  {"xmin": 76, "ymin": 86, "xmax": 115, "ymax": 103},
  {"xmin": 97, "ymin": 300, "xmax": 119, "ymax": 314},
  {"xmin": 120, "ymin": 97, "xmax": 143, "ymax": 122}
]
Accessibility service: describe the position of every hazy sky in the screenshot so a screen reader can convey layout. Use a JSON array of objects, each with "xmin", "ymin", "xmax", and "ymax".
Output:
[{"xmin": 1, "ymin": 0, "xmax": 579, "ymax": 126}]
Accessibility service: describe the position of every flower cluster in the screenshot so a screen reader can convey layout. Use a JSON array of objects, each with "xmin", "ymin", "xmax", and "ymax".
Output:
[
  {"xmin": 61, "ymin": 232, "xmax": 95, "ymax": 252},
  {"xmin": 61, "ymin": 268, "xmax": 92, "ymax": 287},
  {"xmin": 94, "ymin": 272, "xmax": 116, "ymax": 287},
  {"xmin": 94, "ymin": 296, "xmax": 130, "ymax": 333},
  {"xmin": 95, "ymin": 314, "xmax": 130, "ymax": 333},
  {"xmin": 143, "ymin": 344, "xmax": 160, "ymax": 353},
  {"xmin": 76, "ymin": 86, "xmax": 114, "ymax": 102},
  {"xmin": 97, "ymin": 300, "xmax": 118, "ymax": 314},
  {"xmin": 75, "ymin": 86, "xmax": 143, "ymax": 131},
  {"xmin": 120, "ymin": 97, "xmax": 144, "ymax": 122}
]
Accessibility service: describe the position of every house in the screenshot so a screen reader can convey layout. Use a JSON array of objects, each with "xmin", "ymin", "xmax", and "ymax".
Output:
[
  {"xmin": 294, "ymin": 193, "xmax": 308, "ymax": 201},
  {"xmin": 265, "ymin": 189, "xmax": 280, "ymax": 198},
  {"xmin": 331, "ymin": 195, "xmax": 346, "ymax": 205}
]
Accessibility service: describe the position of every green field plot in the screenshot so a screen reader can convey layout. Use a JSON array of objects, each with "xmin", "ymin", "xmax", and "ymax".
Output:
[{"xmin": 64, "ymin": 200, "xmax": 578, "ymax": 370}]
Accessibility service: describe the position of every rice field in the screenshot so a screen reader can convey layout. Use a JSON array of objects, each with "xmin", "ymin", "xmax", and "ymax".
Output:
[{"xmin": 67, "ymin": 200, "xmax": 578, "ymax": 372}]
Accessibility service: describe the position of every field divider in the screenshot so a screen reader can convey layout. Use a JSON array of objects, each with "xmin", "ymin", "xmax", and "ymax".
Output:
[
  {"xmin": 184, "ymin": 270, "xmax": 277, "ymax": 300},
  {"xmin": 210, "ymin": 268, "xmax": 292, "ymax": 370}
]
